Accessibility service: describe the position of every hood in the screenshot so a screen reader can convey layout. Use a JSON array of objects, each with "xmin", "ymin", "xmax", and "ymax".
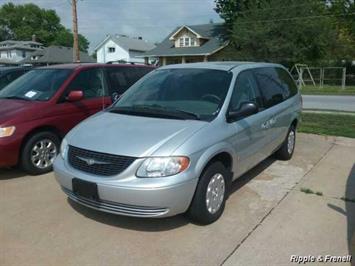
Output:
[
  {"xmin": 66, "ymin": 112, "xmax": 208, "ymax": 157},
  {"xmin": 0, "ymin": 99, "xmax": 37, "ymax": 125}
]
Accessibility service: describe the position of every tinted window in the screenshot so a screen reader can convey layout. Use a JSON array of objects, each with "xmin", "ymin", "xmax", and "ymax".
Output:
[
  {"xmin": 230, "ymin": 70, "xmax": 263, "ymax": 111},
  {"xmin": 253, "ymin": 67, "xmax": 286, "ymax": 108},
  {"xmin": 0, "ymin": 69, "xmax": 72, "ymax": 101},
  {"xmin": 0, "ymin": 70, "xmax": 25, "ymax": 89},
  {"xmin": 106, "ymin": 67, "xmax": 153, "ymax": 95},
  {"xmin": 67, "ymin": 68, "xmax": 107, "ymax": 99},
  {"xmin": 275, "ymin": 68, "xmax": 298, "ymax": 97},
  {"xmin": 114, "ymin": 68, "xmax": 232, "ymax": 121}
]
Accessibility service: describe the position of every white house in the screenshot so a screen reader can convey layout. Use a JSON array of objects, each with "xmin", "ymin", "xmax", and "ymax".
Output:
[
  {"xmin": 95, "ymin": 34, "xmax": 156, "ymax": 64},
  {"xmin": 0, "ymin": 40, "xmax": 44, "ymax": 64}
]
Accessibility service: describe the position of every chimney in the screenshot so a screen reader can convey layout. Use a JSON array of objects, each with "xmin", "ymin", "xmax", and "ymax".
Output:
[{"xmin": 32, "ymin": 34, "xmax": 36, "ymax": 42}]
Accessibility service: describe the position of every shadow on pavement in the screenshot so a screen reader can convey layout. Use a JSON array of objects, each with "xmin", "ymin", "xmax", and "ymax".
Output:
[
  {"xmin": 67, "ymin": 156, "xmax": 277, "ymax": 231},
  {"xmin": 327, "ymin": 163, "xmax": 355, "ymax": 264},
  {"xmin": 0, "ymin": 168, "xmax": 27, "ymax": 180},
  {"xmin": 230, "ymin": 156, "xmax": 276, "ymax": 195},
  {"xmin": 346, "ymin": 164, "xmax": 355, "ymax": 262}
]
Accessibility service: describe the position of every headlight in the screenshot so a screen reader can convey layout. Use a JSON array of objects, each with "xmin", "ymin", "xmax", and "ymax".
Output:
[
  {"xmin": 136, "ymin": 156, "xmax": 190, "ymax": 178},
  {"xmin": 0, "ymin": 126, "xmax": 16, "ymax": 138},
  {"xmin": 60, "ymin": 138, "xmax": 68, "ymax": 159}
]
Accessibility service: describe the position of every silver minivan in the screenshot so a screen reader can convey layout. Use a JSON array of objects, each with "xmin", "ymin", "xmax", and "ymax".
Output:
[{"xmin": 54, "ymin": 62, "xmax": 302, "ymax": 224}]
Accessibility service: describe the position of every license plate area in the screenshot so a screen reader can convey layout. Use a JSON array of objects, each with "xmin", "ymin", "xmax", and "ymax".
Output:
[{"xmin": 72, "ymin": 178, "xmax": 99, "ymax": 200}]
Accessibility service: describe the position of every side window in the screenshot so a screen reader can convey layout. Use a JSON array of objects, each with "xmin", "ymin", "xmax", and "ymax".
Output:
[
  {"xmin": 67, "ymin": 68, "xmax": 107, "ymax": 99},
  {"xmin": 106, "ymin": 67, "xmax": 153, "ymax": 95},
  {"xmin": 106, "ymin": 68, "xmax": 130, "ymax": 95},
  {"xmin": 253, "ymin": 67, "xmax": 286, "ymax": 108},
  {"xmin": 230, "ymin": 70, "xmax": 263, "ymax": 111},
  {"xmin": 275, "ymin": 68, "xmax": 298, "ymax": 97}
]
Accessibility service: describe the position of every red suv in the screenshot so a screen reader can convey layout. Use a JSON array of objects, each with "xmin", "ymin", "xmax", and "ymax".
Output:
[{"xmin": 0, "ymin": 63, "xmax": 154, "ymax": 174}]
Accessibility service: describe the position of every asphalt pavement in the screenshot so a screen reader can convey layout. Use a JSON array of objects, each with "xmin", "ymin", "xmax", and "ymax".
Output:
[{"xmin": 302, "ymin": 95, "xmax": 355, "ymax": 112}]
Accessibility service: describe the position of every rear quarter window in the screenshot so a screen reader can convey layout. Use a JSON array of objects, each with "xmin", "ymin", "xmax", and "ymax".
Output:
[
  {"xmin": 106, "ymin": 66, "xmax": 153, "ymax": 95},
  {"xmin": 253, "ymin": 67, "xmax": 297, "ymax": 108}
]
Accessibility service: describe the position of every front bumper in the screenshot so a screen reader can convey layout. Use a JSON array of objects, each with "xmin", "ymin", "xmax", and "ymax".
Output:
[
  {"xmin": 54, "ymin": 156, "xmax": 198, "ymax": 218},
  {"xmin": 0, "ymin": 136, "xmax": 22, "ymax": 167}
]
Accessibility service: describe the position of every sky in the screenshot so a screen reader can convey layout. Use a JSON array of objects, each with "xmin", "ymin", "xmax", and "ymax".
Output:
[{"xmin": 0, "ymin": 0, "xmax": 223, "ymax": 53}]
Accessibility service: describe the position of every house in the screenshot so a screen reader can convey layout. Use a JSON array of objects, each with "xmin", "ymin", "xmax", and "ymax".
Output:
[
  {"xmin": 142, "ymin": 23, "xmax": 229, "ymax": 65},
  {"xmin": 20, "ymin": 46, "xmax": 95, "ymax": 65},
  {"xmin": 0, "ymin": 39, "xmax": 44, "ymax": 65},
  {"xmin": 95, "ymin": 34, "xmax": 156, "ymax": 64}
]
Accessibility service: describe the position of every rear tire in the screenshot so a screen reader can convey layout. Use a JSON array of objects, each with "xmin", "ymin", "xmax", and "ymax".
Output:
[
  {"xmin": 275, "ymin": 125, "xmax": 296, "ymax": 160},
  {"xmin": 188, "ymin": 162, "xmax": 229, "ymax": 225},
  {"xmin": 21, "ymin": 131, "xmax": 60, "ymax": 175}
]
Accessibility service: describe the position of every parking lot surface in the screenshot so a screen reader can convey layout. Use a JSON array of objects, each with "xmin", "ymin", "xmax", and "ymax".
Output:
[{"xmin": 1, "ymin": 133, "xmax": 354, "ymax": 266}]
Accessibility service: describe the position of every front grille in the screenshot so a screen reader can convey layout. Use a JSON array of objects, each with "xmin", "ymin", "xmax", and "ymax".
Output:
[
  {"xmin": 63, "ymin": 187, "xmax": 169, "ymax": 217},
  {"xmin": 68, "ymin": 145, "xmax": 137, "ymax": 176}
]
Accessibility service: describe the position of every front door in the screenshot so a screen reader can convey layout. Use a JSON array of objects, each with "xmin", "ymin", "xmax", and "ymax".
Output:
[
  {"xmin": 52, "ymin": 67, "xmax": 111, "ymax": 134},
  {"xmin": 228, "ymin": 70, "xmax": 269, "ymax": 178}
]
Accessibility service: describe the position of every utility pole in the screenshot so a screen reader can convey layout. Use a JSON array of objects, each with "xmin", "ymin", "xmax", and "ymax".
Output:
[{"xmin": 72, "ymin": 0, "xmax": 80, "ymax": 62}]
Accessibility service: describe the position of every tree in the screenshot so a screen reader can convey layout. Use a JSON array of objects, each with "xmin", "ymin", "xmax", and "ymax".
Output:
[
  {"xmin": 55, "ymin": 29, "xmax": 89, "ymax": 52},
  {"xmin": 0, "ymin": 3, "xmax": 89, "ymax": 52},
  {"xmin": 214, "ymin": 0, "xmax": 355, "ymax": 65}
]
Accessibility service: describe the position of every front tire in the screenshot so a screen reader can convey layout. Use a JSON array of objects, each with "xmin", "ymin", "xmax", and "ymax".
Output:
[
  {"xmin": 275, "ymin": 125, "xmax": 296, "ymax": 160},
  {"xmin": 21, "ymin": 131, "xmax": 60, "ymax": 175},
  {"xmin": 188, "ymin": 162, "xmax": 229, "ymax": 225}
]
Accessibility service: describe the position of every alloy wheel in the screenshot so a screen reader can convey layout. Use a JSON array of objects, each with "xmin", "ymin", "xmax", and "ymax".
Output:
[
  {"xmin": 206, "ymin": 173, "xmax": 225, "ymax": 214},
  {"xmin": 31, "ymin": 139, "xmax": 57, "ymax": 169}
]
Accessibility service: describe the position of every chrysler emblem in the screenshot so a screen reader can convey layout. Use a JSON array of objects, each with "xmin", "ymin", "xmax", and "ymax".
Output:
[{"xmin": 76, "ymin": 156, "xmax": 111, "ymax": 166}]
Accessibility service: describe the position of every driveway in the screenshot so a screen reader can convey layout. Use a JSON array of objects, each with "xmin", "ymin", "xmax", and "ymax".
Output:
[
  {"xmin": 1, "ymin": 133, "xmax": 354, "ymax": 266},
  {"xmin": 302, "ymin": 95, "xmax": 355, "ymax": 112}
]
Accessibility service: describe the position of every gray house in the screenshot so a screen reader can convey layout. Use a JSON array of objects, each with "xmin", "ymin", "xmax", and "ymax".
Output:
[
  {"xmin": 0, "ymin": 40, "xmax": 43, "ymax": 65},
  {"xmin": 21, "ymin": 46, "xmax": 95, "ymax": 65},
  {"xmin": 143, "ymin": 23, "xmax": 229, "ymax": 65}
]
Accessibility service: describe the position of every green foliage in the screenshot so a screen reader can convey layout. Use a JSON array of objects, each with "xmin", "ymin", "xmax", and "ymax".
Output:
[
  {"xmin": 0, "ymin": 3, "xmax": 89, "ymax": 52},
  {"xmin": 299, "ymin": 112, "xmax": 355, "ymax": 138},
  {"xmin": 214, "ymin": 0, "xmax": 355, "ymax": 65},
  {"xmin": 55, "ymin": 29, "xmax": 89, "ymax": 52}
]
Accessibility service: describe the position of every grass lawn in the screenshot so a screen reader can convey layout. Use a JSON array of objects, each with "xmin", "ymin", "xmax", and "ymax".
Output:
[
  {"xmin": 299, "ymin": 112, "xmax": 355, "ymax": 138},
  {"xmin": 300, "ymin": 85, "xmax": 355, "ymax": 95}
]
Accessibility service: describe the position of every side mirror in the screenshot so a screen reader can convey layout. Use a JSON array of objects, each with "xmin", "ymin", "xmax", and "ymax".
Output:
[
  {"xmin": 66, "ymin": 90, "xmax": 84, "ymax": 102},
  {"xmin": 111, "ymin": 92, "xmax": 121, "ymax": 103},
  {"xmin": 227, "ymin": 102, "xmax": 258, "ymax": 122}
]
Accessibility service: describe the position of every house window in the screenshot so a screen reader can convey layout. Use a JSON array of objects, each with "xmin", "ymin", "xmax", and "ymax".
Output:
[
  {"xmin": 108, "ymin": 47, "xmax": 115, "ymax": 53},
  {"xmin": 22, "ymin": 51, "xmax": 26, "ymax": 58},
  {"xmin": 184, "ymin": 37, "xmax": 189, "ymax": 47},
  {"xmin": 178, "ymin": 36, "xmax": 198, "ymax": 47},
  {"xmin": 179, "ymin": 38, "xmax": 184, "ymax": 47},
  {"xmin": 6, "ymin": 51, "xmax": 11, "ymax": 58}
]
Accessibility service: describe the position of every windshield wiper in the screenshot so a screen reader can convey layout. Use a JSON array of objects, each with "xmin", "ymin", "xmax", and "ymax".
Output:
[
  {"xmin": 1, "ymin": 96, "xmax": 31, "ymax": 101},
  {"xmin": 131, "ymin": 104, "xmax": 200, "ymax": 120},
  {"xmin": 109, "ymin": 105, "xmax": 200, "ymax": 120}
]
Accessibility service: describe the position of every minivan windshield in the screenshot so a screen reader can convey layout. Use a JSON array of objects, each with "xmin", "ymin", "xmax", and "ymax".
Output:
[
  {"xmin": 111, "ymin": 68, "xmax": 232, "ymax": 121},
  {"xmin": 0, "ymin": 69, "xmax": 72, "ymax": 101}
]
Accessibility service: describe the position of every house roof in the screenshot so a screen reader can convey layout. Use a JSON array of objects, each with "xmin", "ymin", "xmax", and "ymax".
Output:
[
  {"xmin": 142, "ymin": 23, "xmax": 228, "ymax": 57},
  {"xmin": 94, "ymin": 35, "xmax": 156, "ymax": 52},
  {"xmin": 0, "ymin": 40, "xmax": 43, "ymax": 46},
  {"xmin": 20, "ymin": 46, "xmax": 95, "ymax": 64},
  {"xmin": 0, "ymin": 40, "xmax": 43, "ymax": 52},
  {"xmin": 0, "ymin": 45, "xmax": 41, "ymax": 51}
]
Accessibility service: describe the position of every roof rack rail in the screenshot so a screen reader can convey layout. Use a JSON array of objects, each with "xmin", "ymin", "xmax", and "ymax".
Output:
[{"xmin": 106, "ymin": 60, "xmax": 145, "ymax": 65}]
